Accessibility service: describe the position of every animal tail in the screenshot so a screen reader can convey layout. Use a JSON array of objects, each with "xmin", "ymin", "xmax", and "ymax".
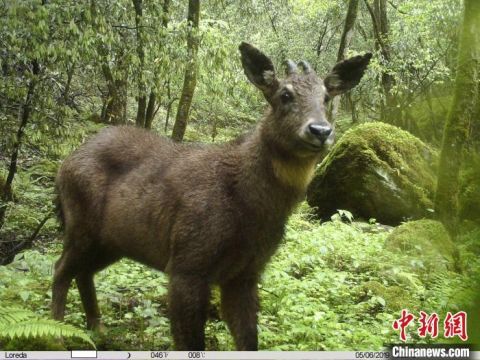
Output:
[{"xmin": 54, "ymin": 185, "xmax": 65, "ymax": 232}]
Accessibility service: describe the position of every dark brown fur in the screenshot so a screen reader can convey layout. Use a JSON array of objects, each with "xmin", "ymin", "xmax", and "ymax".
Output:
[{"xmin": 52, "ymin": 43, "xmax": 371, "ymax": 350}]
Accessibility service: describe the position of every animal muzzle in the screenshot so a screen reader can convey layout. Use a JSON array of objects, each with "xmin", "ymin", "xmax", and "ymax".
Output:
[{"xmin": 308, "ymin": 124, "xmax": 332, "ymax": 143}]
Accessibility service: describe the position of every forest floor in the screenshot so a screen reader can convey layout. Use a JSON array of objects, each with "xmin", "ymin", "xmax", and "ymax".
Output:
[{"xmin": 1, "ymin": 203, "xmax": 479, "ymax": 350}]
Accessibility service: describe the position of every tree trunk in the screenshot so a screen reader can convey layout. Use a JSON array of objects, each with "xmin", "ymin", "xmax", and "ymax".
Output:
[
  {"xmin": 102, "ymin": 64, "xmax": 128, "ymax": 125},
  {"xmin": 329, "ymin": 0, "xmax": 359, "ymax": 123},
  {"xmin": 61, "ymin": 63, "xmax": 75, "ymax": 105},
  {"xmin": 144, "ymin": 0, "xmax": 170, "ymax": 129},
  {"xmin": 376, "ymin": 0, "xmax": 397, "ymax": 123},
  {"xmin": 0, "ymin": 61, "xmax": 40, "ymax": 228},
  {"xmin": 164, "ymin": 78, "xmax": 177, "ymax": 133},
  {"xmin": 435, "ymin": 0, "xmax": 480, "ymax": 237},
  {"xmin": 144, "ymin": 91, "xmax": 157, "ymax": 129},
  {"xmin": 364, "ymin": 0, "xmax": 398, "ymax": 124},
  {"xmin": 132, "ymin": 0, "xmax": 147, "ymax": 127},
  {"xmin": 347, "ymin": 93, "xmax": 358, "ymax": 123},
  {"xmin": 337, "ymin": 0, "xmax": 360, "ymax": 62},
  {"xmin": 171, "ymin": 0, "xmax": 200, "ymax": 142},
  {"xmin": 136, "ymin": 95, "xmax": 147, "ymax": 127},
  {"xmin": 134, "ymin": 0, "xmax": 170, "ymax": 129},
  {"xmin": 91, "ymin": 0, "xmax": 127, "ymax": 125}
]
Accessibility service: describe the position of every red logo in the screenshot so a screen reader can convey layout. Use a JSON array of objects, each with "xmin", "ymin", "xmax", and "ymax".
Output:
[
  {"xmin": 418, "ymin": 311, "xmax": 439, "ymax": 338},
  {"xmin": 444, "ymin": 311, "xmax": 468, "ymax": 341},
  {"xmin": 393, "ymin": 309, "xmax": 415, "ymax": 342},
  {"xmin": 393, "ymin": 310, "xmax": 468, "ymax": 342}
]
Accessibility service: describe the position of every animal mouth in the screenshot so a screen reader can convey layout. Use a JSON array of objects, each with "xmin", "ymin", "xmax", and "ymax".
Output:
[{"xmin": 301, "ymin": 139, "xmax": 326, "ymax": 151}]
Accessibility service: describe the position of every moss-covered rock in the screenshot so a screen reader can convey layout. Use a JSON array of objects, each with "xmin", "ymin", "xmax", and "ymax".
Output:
[
  {"xmin": 306, "ymin": 122, "xmax": 437, "ymax": 225},
  {"xmin": 355, "ymin": 280, "xmax": 414, "ymax": 312},
  {"xmin": 384, "ymin": 219, "xmax": 458, "ymax": 272}
]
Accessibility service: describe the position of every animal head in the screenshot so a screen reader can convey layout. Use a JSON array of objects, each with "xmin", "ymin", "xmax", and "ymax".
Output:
[{"xmin": 239, "ymin": 42, "xmax": 372, "ymax": 157}]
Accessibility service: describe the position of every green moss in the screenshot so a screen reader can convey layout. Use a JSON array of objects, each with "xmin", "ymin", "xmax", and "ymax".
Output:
[
  {"xmin": 356, "ymin": 281, "xmax": 414, "ymax": 311},
  {"xmin": 385, "ymin": 286, "xmax": 413, "ymax": 311},
  {"xmin": 86, "ymin": 113, "xmax": 102, "ymax": 123},
  {"xmin": 385, "ymin": 219, "xmax": 458, "ymax": 272},
  {"xmin": 459, "ymin": 155, "xmax": 480, "ymax": 224},
  {"xmin": 408, "ymin": 95, "xmax": 452, "ymax": 144},
  {"xmin": 360, "ymin": 280, "xmax": 385, "ymax": 295},
  {"xmin": 307, "ymin": 123, "xmax": 438, "ymax": 225},
  {"xmin": 209, "ymin": 287, "xmax": 221, "ymax": 320},
  {"xmin": 1, "ymin": 337, "xmax": 66, "ymax": 351}
]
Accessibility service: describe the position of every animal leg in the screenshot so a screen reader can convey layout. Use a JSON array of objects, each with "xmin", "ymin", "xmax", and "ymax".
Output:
[
  {"xmin": 76, "ymin": 251, "xmax": 119, "ymax": 331},
  {"xmin": 220, "ymin": 274, "xmax": 259, "ymax": 350},
  {"xmin": 76, "ymin": 271, "xmax": 103, "ymax": 331},
  {"xmin": 168, "ymin": 273, "xmax": 210, "ymax": 350},
  {"xmin": 52, "ymin": 248, "xmax": 79, "ymax": 321}
]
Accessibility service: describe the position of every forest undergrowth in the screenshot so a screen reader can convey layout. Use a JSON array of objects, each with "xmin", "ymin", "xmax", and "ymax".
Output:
[{"xmin": 1, "ymin": 198, "xmax": 478, "ymax": 350}]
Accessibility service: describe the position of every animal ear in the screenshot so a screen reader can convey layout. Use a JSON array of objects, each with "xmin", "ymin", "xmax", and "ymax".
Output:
[
  {"xmin": 324, "ymin": 53, "xmax": 372, "ymax": 97},
  {"xmin": 239, "ymin": 42, "xmax": 279, "ymax": 99}
]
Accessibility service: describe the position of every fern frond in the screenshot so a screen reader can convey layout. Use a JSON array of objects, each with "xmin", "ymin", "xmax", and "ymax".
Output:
[
  {"xmin": 0, "ymin": 307, "xmax": 34, "ymax": 325},
  {"xmin": 0, "ymin": 307, "xmax": 95, "ymax": 348}
]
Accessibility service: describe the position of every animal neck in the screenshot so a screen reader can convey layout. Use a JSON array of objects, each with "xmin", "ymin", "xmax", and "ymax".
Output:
[
  {"xmin": 238, "ymin": 119, "xmax": 319, "ymax": 206},
  {"xmin": 270, "ymin": 150, "xmax": 318, "ymax": 191}
]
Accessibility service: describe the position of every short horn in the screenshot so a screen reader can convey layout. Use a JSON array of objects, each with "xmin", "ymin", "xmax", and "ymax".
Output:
[
  {"xmin": 298, "ymin": 60, "xmax": 312, "ymax": 73},
  {"xmin": 283, "ymin": 59, "xmax": 297, "ymax": 75}
]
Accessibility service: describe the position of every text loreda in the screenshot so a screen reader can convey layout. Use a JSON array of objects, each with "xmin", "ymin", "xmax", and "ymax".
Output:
[{"xmin": 4, "ymin": 353, "xmax": 28, "ymax": 359}]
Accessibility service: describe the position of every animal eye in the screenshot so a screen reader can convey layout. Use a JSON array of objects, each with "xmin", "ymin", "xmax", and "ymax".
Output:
[
  {"xmin": 324, "ymin": 94, "xmax": 331, "ymax": 103},
  {"xmin": 280, "ymin": 90, "xmax": 293, "ymax": 104}
]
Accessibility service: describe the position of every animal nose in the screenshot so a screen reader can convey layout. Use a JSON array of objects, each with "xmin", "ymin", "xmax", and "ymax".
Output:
[{"xmin": 308, "ymin": 124, "xmax": 332, "ymax": 141}]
